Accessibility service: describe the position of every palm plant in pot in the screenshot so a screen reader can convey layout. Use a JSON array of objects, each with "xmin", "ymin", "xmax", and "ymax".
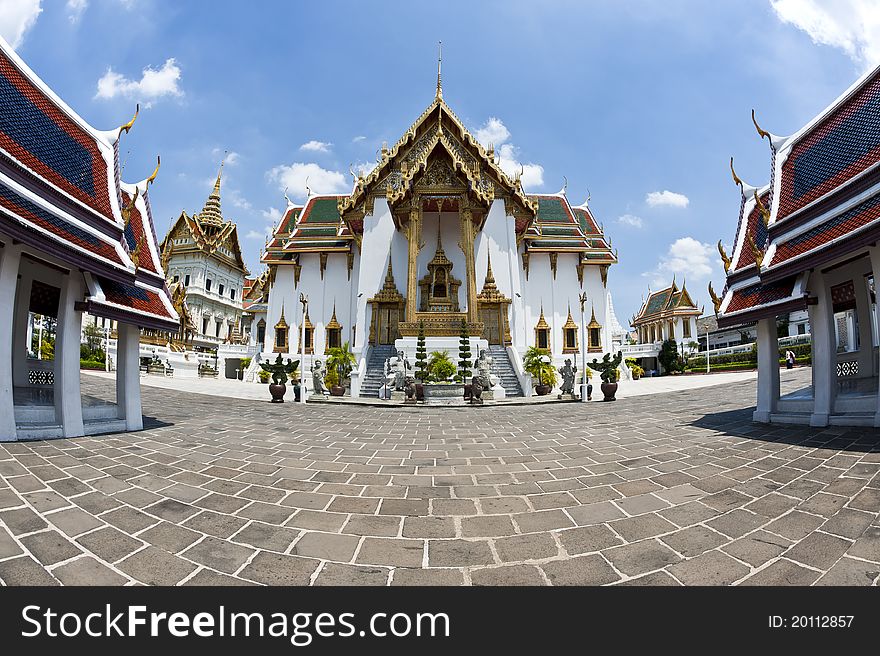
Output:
[
  {"xmin": 325, "ymin": 341, "xmax": 356, "ymax": 396},
  {"xmin": 426, "ymin": 350, "xmax": 457, "ymax": 382},
  {"xmin": 587, "ymin": 351, "xmax": 623, "ymax": 401},
  {"xmin": 523, "ymin": 346, "xmax": 557, "ymax": 395}
]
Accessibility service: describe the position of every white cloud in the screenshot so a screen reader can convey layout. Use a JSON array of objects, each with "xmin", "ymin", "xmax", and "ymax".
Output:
[
  {"xmin": 646, "ymin": 190, "xmax": 690, "ymax": 208},
  {"xmin": 352, "ymin": 135, "xmax": 366, "ymax": 142},
  {"xmin": 352, "ymin": 160, "xmax": 377, "ymax": 177},
  {"xmin": 617, "ymin": 214, "xmax": 644, "ymax": 228},
  {"xmin": 95, "ymin": 58, "xmax": 182, "ymax": 106},
  {"xmin": 66, "ymin": 0, "xmax": 87, "ymax": 23},
  {"xmin": 475, "ymin": 117, "xmax": 511, "ymax": 147},
  {"xmin": 262, "ymin": 207, "xmax": 282, "ymax": 223},
  {"xmin": 474, "ymin": 117, "xmax": 544, "ymax": 189},
  {"xmin": 245, "ymin": 230, "xmax": 264, "ymax": 241},
  {"xmin": 226, "ymin": 188, "xmax": 251, "ymax": 211},
  {"xmin": 644, "ymin": 237, "xmax": 715, "ymax": 287},
  {"xmin": 770, "ymin": 0, "xmax": 880, "ymax": 68},
  {"xmin": 267, "ymin": 162, "xmax": 348, "ymax": 200},
  {"xmin": 299, "ymin": 140, "xmax": 332, "ymax": 153},
  {"xmin": 0, "ymin": 0, "xmax": 42, "ymax": 48}
]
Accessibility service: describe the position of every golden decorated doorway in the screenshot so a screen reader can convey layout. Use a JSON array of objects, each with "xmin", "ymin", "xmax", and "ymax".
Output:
[
  {"xmin": 374, "ymin": 304, "xmax": 401, "ymax": 345},
  {"xmin": 481, "ymin": 306, "xmax": 503, "ymax": 345}
]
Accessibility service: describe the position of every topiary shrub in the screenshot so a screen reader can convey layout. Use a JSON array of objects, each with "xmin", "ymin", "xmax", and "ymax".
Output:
[{"xmin": 415, "ymin": 321, "xmax": 428, "ymax": 381}]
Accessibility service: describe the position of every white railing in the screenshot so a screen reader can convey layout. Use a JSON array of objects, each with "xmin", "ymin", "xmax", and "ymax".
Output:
[
  {"xmin": 620, "ymin": 342, "xmax": 662, "ymax": 357},
  {"xmin": 698, "ymin": 333, "xmax": 811, "ymax": 358},
  {"xmin": 507, "ymin": 346, "xmax": 532, "ymax": 397}
]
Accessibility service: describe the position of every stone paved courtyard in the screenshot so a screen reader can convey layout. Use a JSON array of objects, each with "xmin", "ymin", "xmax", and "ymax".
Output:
[{"xmin": 1, "ymin": 367, "xmax": 879, "ymax": 586}]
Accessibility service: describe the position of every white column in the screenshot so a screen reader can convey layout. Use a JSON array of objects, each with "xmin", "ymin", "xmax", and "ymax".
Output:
[
  {"xmin": 0, "ymin": 244, "xmax": 22, "ymax": 441},
  {"xmin": 753, "ymin": 317, "xmax": 780, "ymax": 423},
  {"xmin": 808, "ymin": 270, "xmax": 835, "ymax": 427},
  {"xmin": 116, "ymin": 322, "xmax": 142, "ymax": 431},
  {"xmin": 54, "ymin": 272, "xmax": 84, "ymax": 438},
  {"xmin": 869, "ymin": 247, "xmax": 880, "ymax": 427}
]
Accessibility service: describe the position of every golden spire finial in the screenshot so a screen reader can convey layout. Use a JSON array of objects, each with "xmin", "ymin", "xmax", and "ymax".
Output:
[
  {"xmin": 486, "ymin": 250, "xmax": 494, "ymax": 283},
  {"xmin": 436, "ymin": 40, "xmax": 442, "ymax": 100},
  {"xmin": 119, "ymin": 103, "xmax": 139, "ymax": 135},
  {"xmin": 146, "ymin": 155, "xmax": 160, "ymax": 187},
  {"xmin": 730, "ymin": 156, "xmax": 743, "ymax": 190},
  {"xmin": 199, "ymin": 157, "xmax": 226, "ymax": 226}
]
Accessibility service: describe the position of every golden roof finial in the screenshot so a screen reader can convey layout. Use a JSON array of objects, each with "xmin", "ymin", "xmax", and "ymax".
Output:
[
  {"xmin": 730, "ymin": 156, "xmax": 743, "ymax": 190},
  {"xmin": 754, "ymin": 190, "xmax": 770, "ymax": 226},
  {"xmin": 747, "ymin": 232, "xmax": 764, "ymax": 268},
  {"xmin": 436, "ymin": 40, "xmax": 442, "ymax": 100},
  {"xmin": 119, "ymin": 103, "xmax": 139, "ymax": 135},
  {"xmin": 708, "ymin": 281, "xmax": 722, "ymax": 314},
  {"xmin": 751, "ymin": 108, "xmax": 770, "ymax": 141},
  {"xmin": 122, "ymin": 186, "xmax": 140, "ymax": 228},
  {"xmin": 146, "ymin": 155, "xmax": 160, "ymax": 187},
  {"xmin": 717, "ymin": 239, "xmax": 731, "ymax": 272}
]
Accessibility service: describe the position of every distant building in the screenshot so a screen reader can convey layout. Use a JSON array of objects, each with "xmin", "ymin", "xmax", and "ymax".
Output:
[{"xmin": 160, "ymin": 165, "xmax": 249, "ymax": 350}]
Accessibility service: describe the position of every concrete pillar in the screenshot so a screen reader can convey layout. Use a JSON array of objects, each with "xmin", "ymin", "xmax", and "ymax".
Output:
[
  {"xmin": 753, "ymin": 317, "xmax": 780, "ymax": 423},
  {"xmin": 808, "ymin": 270, "xmax": 835, "ymax": 427},
  {"xmin": 54, "ymin": 271, "xmax": 84, "ymax": 438},
  {"xmin": 0, "ymin": 244, "xmax": 22, "ymax": 441},
  {"xmin": 116, "ymin": 322, "xmax": 142, "ymax": 431}
]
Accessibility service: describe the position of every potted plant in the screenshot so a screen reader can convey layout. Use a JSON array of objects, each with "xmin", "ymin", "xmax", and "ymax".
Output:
[
  {"xmin": 239, "ymin": 357, "xmax": 251, "ymax": 381},
  {"xmin": 259, "ymin": 354, "xmax": 300, "ymax": 403},
  {"xmin": 258, "ymin": 370, "xmax": 270, "ymax": 384},
  {"xmin": 426, "ymin": 350, "xmax": 457, "ymax": 382},
  {"xmin": 523, "ymin": 346, "xmax": 558, "ymax": 395},
  {"xmin": 588, "ymin": 351, "xmax": 623, "ymax": 401},
  {"xmin": 626, "ymin": 357, "xmax": 644, "ymax": 380},
  {"xmin": 325, "ymin": 341, "xmax": 356, "ymax": 396},
  {"xmin": 324, "ymin": 367, "xmax": 344, "ymax": 396}
]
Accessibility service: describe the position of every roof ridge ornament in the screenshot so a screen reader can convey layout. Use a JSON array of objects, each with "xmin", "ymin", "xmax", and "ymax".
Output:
[
  {"xmin": 754, "ymin": 190, "xmax": 770, "ymax": 227},
  {"xmin": 119, "ymin": 104, "xmax": 139, "ymax": 136},
  {"xmin": 717, "ymin": 240, "xmax": 731, "ymax": 272},
  {"xmin": 751, "ymin": 109, "xmax": 771, "ymax": 141},
  {"xmin": 146, "ymin": 155, "xmax": 160, "ymax": 188},
  {"xmin": 730, "ymin": 157, "xmax": 743, "ymax": 190},
  {"xmin": 708, "ymin": 281, "xmax": 722, "ymax": 315}
]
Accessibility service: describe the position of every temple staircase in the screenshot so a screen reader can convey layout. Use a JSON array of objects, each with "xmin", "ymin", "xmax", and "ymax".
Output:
[
  {"xmin": 487, "ymin": 345, "xmax": 524, "ymax": 397},
  {"xmin": 359, "ymin": 345, "xmax": 396, "ymax": 398}
]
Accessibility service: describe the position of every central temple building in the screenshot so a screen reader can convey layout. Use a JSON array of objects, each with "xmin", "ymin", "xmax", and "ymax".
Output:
[{"xmin": 261, "ymin": 69, "xmax": 617, "ymax": 397}]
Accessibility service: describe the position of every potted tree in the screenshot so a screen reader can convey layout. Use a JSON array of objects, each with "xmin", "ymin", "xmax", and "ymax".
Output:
[
  {"xmin": 588, "ymin": 351, "xmax": 623, "ymax": 401},
  {"xmin": 625, "ymin": 358, "xmax": 644, "ymax": 380},
  {"xmin": 259, "ymin": 354, "xmax": 300, "ymax": 403},
  {"xmin": 325, "ymin": 341, "xmax": 356, "ymax": 396},
  {"xmin": 523, "ymin": 346, "xmax": 557, "ymax": 395},
  {"xmin": 258, "ymin": 370, "xmax": 270, "ymax": 384}
]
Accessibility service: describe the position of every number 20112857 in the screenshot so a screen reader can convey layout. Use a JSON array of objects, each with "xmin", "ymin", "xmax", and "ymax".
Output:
[{"xmin": 769, "ymin": 616, "xmax": 854, "ymax": 628}]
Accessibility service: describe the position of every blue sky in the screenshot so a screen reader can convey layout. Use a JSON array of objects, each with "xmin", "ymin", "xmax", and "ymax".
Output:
[{"xmin": 2, "ymin": 0, "xmax": 878, "ymax": 326}]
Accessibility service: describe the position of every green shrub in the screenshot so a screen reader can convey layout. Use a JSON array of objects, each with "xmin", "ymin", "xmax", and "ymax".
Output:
[
  {"xmin": 415, "ymin": 322, "xmax": 427, "ymax": 381},
  {"xmin": 426, "ymin": 350, "xmax": 457, "ymax": 382},
  {"xmin": 523, "ymin": 346, "xmax": 558, "ymax": 387},
  {"xmin": 80, "ymin": 359, "xmax": 105, "ymax": 370}
]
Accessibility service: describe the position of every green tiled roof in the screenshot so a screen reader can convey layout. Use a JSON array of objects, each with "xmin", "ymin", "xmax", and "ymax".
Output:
[
  {"xmin": 644, "ymin": 289, "xmax": 672, "ymax": 315},
  {"xmin": 535, "ymin": 197, "xmax": 572, "ymax": 223},
  {"xmin": 542, "ymin": 226, "xmax": 580, "ymax": 236},
  {"xmin": 573, "ymin": 208, "xmax": 600, "ymax": 234},
  {"xmin": 298, "ymin": 226, "xmax": 338, "ymax": 236},
  {"xmin": 301, "ymin": 197, "xmax": 342, "ymax": 224}
]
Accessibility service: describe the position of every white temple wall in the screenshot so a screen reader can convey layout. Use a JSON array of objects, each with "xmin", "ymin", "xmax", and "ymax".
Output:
[
  {"xmin": 581, "ymin": 265, "xmax": 610, "ymax": 355},
  {"xmin": 266, "ymin": 265, "xmax": 295, "ymax": 353},
  {"xmin": 353, "ymin": 199, "xmax": 406, "ymax": 353},
  {"xmin": 475, "ymin": 200, "xmax": 522, "ymax": 345}
]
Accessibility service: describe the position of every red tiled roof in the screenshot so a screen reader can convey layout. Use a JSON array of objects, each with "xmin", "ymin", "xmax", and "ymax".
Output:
[
  {"xmin": 777, "ymin": 72, "xmax": 880, "ymax": 222},
  {"xmin": 725, "ymin": 278, "xmax": 797, "ymax": 314},
  {"xmin": 732, "ymin": 191, "xmax": 770, "ymax": 272}
]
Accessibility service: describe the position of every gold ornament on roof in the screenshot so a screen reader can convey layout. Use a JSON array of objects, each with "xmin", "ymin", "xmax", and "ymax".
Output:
[
  {"xmin": 730, "ymin": 156, "xmax": 743, "ymax": 189},
  {"xmin": 122, "ymin": 187, "xmax": 140, "ymax": 229},
  {"xmin": 199, "ymin": 161, "xmax": 225, "ymax": 226},
  {"xmin": 146, "ymin": 155, "xmax": 160, "ymax": 187},
  {"xmin": 747, "ymin": 233, "xmax": 764, "ymax": 268},
  {"xmin": 717, "ymin": 240, "xmax": 731, "ymax": 272},
  {"xmin": 708, "ymin": 282, "xmax": 722, "ymax": 314},
  {"xmin": 754, "ymin": 190, "xmax": 770, "ymax": 227},
  {"xmin": 751, "ymin": 108, "xmax": 770, "ymax": 141},
  {"xmin": 119, "ymin": 104, "xmax": 139, "ymax": 135}
]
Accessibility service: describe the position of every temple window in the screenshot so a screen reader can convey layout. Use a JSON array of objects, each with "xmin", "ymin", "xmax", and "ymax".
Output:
[
  {"xmin": 257, "ymin": 320, "xmax": 266, "ymax": 345},
  {"xmin": 534, "ymin": 307, "xmax": 551, "ymax": 350},
  {"xmin": 326, "ymin": 305, "xmax": 342, "ymax": 350},
  {"xmin": 184, "ymin": 274, "xmax": 190, "ymax": 286},
  {"xmin": 219, "ymin": 283, "xmax": 225, "ymax": 296},
  {"xmin": 275, "ymin": 327, "xmax": 287, "ymax": 350},
  {"xmin": 587, "ymin": 307, "xmax": 602, "ymax": 352},
  {"xmin": 683, "ymin": 320, "xmax": 691, "ymax": 338},
  {"xmin": 562, "ymin": 307, "xmax": 578, "ymax": 353},
  {"xmin": 298, "ymin": 311, "xmax": 315, "ymax": 354},
  {"xmin": 206, "ymin": 279, "xmax": 212, "ymax": 292},
  {"xmin": 202, "ymin": 317, "xmax": 209, "ymax": 335}
]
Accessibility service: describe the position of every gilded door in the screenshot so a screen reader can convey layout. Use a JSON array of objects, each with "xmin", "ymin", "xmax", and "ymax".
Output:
[
  {"xmin": 376, "ymin": 305, "xmax": 399, "ymax": 344},
  {"xmin": 481, "ymin": 307, "xmax": 501, "ymax": 345}
]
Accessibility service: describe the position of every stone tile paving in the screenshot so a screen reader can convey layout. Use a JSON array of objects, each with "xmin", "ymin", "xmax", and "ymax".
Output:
[{"xmin": 0, "ymin": 367, "xmax": 879, "ymax": 586}]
